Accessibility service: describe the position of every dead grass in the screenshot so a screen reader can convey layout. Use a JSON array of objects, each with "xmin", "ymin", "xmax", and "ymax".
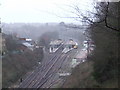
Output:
[
  {"xmin": 62, "ymin": 59, "xmax": 118, "ymax": 88},
  {"xmin": 62, "ymin": 60, "xmax": 99, "ymax": 88}
]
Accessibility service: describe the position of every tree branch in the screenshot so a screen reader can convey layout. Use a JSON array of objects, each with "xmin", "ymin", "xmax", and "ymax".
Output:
[{"xmin": 104, "ymin": 2, "xmax": 119, "ymax": 32}]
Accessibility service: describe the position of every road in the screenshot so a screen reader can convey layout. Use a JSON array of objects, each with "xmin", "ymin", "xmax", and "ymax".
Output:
[{"xmin": 18, "ymin": 45, "xmax": 73, "ymax": 88}]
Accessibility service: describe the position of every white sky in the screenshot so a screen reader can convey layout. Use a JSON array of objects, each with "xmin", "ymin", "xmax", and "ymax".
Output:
[{"xmin": 0, "ymin": 0, "xmax": 94, "ymax": 23}]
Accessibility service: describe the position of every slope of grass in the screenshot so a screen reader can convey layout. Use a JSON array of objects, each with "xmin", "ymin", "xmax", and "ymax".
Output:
[
  {"xmin": 62, "ymin": 60, "xmax": 118, "ymax": 88},
  {"xmin": 62, "ymin": 61, "xmax": 99, "ymax": 88}
]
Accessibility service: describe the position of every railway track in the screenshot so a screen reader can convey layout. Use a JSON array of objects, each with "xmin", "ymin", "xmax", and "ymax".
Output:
[
  {"xmin": 19, "ymin": 46, "xmax": 62, "ymax": 87},
  {"xmin": 42, "ymin": 49, "xmax": 77, "ymax": 88},
  {"xmin": 37, "ymin": 54, "xmax": 68, "ymax": 88},
  {"xmin": 46, "ymin": 79, "xmax": 62, "ymax": 88},
  {"xmin": 19, "ymin": 45, "xmax": 66, "ymax": 88},
  {"xmin": 41, "ymin": 55, "xmax": 69, "ymax": 88},
  {"xmin": 29, "ymin": 53, "xmax": 63, "ymax": 88}
]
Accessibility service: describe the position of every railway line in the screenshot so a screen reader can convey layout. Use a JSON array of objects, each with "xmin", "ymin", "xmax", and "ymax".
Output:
[
  {"xmin": 18, "ymin": 39, "xmax": 79, "ymax": 88},
  {"xmin": 40, "ymin": 54, "xmax": 69, "ymax": 88},
  {"xmin": 19, "ymin": 45, "xmax": 63, "ymax": 87},
  {"xmin": 30, "ymin": 53, "xmax": 63, "ymax": 88},
  {"xmin": 18, "ymin": 45, "xmax": 71, "ymax": 88}
]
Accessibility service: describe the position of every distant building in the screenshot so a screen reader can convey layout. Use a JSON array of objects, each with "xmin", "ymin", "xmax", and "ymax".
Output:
[
  {"xmin": 22, "ymin": 42, "xmax": 34, "ymax": 51},
  {"xmin": 17, "ymin": 37, "xmax": 36, "ymax": 51},
  {"xmin": 49, "ymin": 39, "xmax": 63, "ymax": 53}
]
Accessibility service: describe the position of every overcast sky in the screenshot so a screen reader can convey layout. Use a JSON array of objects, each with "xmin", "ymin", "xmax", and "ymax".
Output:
[{"xmin": 0, "ymin": 0, "xmax": 95, "ymax": 23}]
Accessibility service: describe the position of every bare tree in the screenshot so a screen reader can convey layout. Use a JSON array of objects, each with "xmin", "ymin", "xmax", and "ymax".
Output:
[{"xmin": 64, "ymin": 1, "xmax": 119, "ymax": 32}]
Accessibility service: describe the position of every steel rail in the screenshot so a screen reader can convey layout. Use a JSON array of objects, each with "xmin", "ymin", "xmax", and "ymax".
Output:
[
  {"xmin": 32, "ymin": 53, "xmax": 63, "ymax": 88},
  {"xmin": 37, "ymin": 54, "xmax": 68, "ymax": 88},
  {"xmin": 25, "ymin": 50, "xmax": 64, "ymax": 88},
  {"xmin": 19, "ymin": 45, "xmax": 63, "ymax": 88},
  {"xmin": 42, "ymin": 55, "xmax": 69, "ymax": 88}
]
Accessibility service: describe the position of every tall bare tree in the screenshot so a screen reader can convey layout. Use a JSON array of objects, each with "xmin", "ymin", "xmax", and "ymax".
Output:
[{"xmin": 64, "ymin": 1, "xmax": 119, "ymax": 32}]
